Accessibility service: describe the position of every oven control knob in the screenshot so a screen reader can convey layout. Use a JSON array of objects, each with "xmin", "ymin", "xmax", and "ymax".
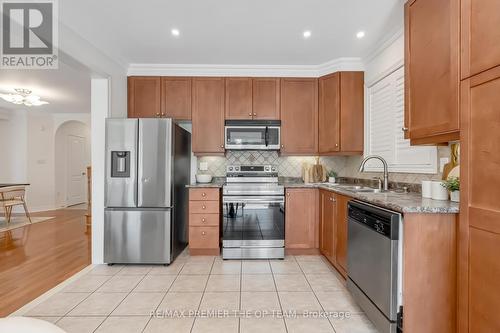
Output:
[
  {"xmin": 228, "ymin": 167, "xmax": 233, "ymax": 171},
  {"xmin": 271, "ymin": 167, "xmax": 277, "ymax": 172},
  {"xmin": 235, "ymin": 166, "xmax": 240, "ymax": 171},
  {"xmin": 265, "ymin": 166, "xmax": 270, "ymax": 171}
]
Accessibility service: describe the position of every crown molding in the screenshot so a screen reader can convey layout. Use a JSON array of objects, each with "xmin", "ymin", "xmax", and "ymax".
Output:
[
  {"xmin": 362, "ymin": 27, "xmax": 404, "ymax": 64},
  {"xmin": 127, "ymin": 57, "xmax": 364, "ymax": 77}
]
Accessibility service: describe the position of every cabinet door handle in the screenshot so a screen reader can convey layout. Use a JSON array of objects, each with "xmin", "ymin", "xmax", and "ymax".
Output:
[
  {"xmin": 202, "ymin": 218, "xmax": 206, "ymax": 223},
  {"xmin": 202, "ymin": 205, "xmax": 206, "ymax": 209},
  {"xmin": 286, "ymin": 192, "xmax": 290, "ymax": 197},
  {"xmin": 281, "ymin": 144, "xmax": 284, "ymax": 148},
  {"xmin": 201, "ymin": 231, "xmax": 206, "ymax": 236},
  {"xmin": 220, "ymin": 145, "xmax": 224, "ymax": 149},
  {"xmin": 248, "ymin": 113, "xmax": 252, "ymax": 117},
  {"xmin": 253, "ymin": 113, "xmax": 257, "ymax": 116},
  {"xmin": 201, "ymin": 192, "xmax": 206, "ymax": 197},
  {"xmin": 402, "ymin": 127, "xmax": 409, "ymax": 132},
  {"xmin": 155, "ymin": 113, "xmax": 160, "ymax": 118},
  {"xmin": 335, "ymin": 143, "xmax": 339, "ymax": 147}
]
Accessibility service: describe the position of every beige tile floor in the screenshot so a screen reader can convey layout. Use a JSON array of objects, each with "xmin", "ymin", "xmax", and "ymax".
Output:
[{"xmin": 23, "ymin": 251, "xmax": 379, "ymax": 333}]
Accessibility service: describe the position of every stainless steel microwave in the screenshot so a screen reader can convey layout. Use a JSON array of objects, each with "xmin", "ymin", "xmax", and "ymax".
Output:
[{"xmin": 224, "ymin": 120, "xmax": 280, "ymax": 150}]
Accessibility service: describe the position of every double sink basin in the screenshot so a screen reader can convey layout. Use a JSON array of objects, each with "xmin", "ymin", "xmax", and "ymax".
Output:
[{"xmin": 320, "ymin": 183, "xmax": 385, "ymax": 194}]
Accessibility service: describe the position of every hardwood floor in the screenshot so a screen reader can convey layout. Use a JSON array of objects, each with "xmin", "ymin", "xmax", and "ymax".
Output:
[{"xmin": 0, "ymin": 208, "xmax": 91, "ymax": 316}]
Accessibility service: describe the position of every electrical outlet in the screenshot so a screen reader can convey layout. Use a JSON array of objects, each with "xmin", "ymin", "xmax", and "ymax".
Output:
[
  {"xmin": 439, "ymin": 157, "xmax": 449, "ymax": 173},
  {"xmin": 199, "ymin": 162, "xmax": 208, "ymax": 171}
]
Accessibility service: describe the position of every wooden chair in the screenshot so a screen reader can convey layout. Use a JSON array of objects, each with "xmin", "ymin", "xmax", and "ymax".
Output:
[{"xmin": 0, "ymin": 186, "xmax": 32, "ymax": 224}]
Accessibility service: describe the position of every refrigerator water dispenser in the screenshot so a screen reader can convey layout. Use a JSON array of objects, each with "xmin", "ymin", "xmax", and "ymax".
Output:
[{"xmin": 111, "ymin": 151, "xmax": 130, "ymax": 177}]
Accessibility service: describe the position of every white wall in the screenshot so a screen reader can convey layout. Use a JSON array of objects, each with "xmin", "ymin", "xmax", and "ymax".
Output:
[
  {"xmin": 0, "ymin": 109, "xmax": 91, "ymax": 211},
  {"xmin": 0, "ymin": 108, "xmax": 27, "ymax": 183}
]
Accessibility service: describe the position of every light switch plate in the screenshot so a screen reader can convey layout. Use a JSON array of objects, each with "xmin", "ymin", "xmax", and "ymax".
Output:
[
  {"xmin": 439, "ymin": 157, "xmax": 449, "ymax": 173},
  {"xmin": 199, "ymin": 162, "xmax": 208, "ymax": 171}
]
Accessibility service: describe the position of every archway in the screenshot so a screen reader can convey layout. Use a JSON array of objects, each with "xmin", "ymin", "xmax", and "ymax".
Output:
[{"xmin": 54, "ymin": 120, "xmax": 91, "ymax": 208}]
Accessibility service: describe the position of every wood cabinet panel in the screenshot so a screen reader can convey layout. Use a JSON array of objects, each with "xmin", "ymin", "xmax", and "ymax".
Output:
[
  {"xmin": 127, "ymin": 77, "xmax": 161, "ymax": 118},
  {"xmin": 280, "ymin": 78, "xmax": 318, "ymax": 155},
  {"xmin": 462, "ymin": 0, "xmax": 500, "ymax": 79},
  {"xmin": 253, "ymin": 78, "xmax": 280, "ymax": 120},
  {"xmin": 335, "ymin": 194, "xmax": 349, "ymax": 273},
  {"xmin": 161, "ymin": 77, "xmax": 191, "ymax": 120},
  {"xmin": 319, "ymin": 73, "xmax": 340, "ymax": 153},
  {"xmin": 189, "ymin": 213, "xmax": 219, "ymax": 227},
  {"xmin": 285, "ymin": 188, "xmax": 318, "ymax": 249},
  {"xmin": 459, "ymin": 67, "xmax": 500, "ymax": 332},
  {"xmin": 403, "ymin": 213, "xmax": 457, "ymax": 333},
  {"xmin": 189, "ymin": 201, "xmax": 220, "ymax": 214},
  {"xmin": 192, "ymin": 77, "xmax": 225, "ymax": 155},
  {"xmin": 189, "ymin": 226, "xmax": 219, "ymax": 249},
  {"xmin": 404, "ymin": 0, "xmax": 460, "ymax": 143},
  {"xmin": 319, "ymin": 190, "xmax": 335, "ymax": 262},
  {"xmin": 225, "ymin": 78, "xmax": 253, "ymax": 120},
  {"xmin": 339, "ymin": 72, "xmax": 364, "ymax": 153},
  {"xmin": 189, "ymin": 188, "xmax": 220, "ymax": 201}
]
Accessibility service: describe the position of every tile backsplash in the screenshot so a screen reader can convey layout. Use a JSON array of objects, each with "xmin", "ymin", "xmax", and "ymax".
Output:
[
  {"xmin": 196, "ymin": 146, "xmax": 451, "ymax": 183},
  {"xmin": 197, "ymin": 151, "xmax": 347, "ymax": 177}
]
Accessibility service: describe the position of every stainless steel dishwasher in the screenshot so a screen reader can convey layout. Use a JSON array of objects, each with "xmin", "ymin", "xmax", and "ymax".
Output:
[{"xmin": 347, "ymin": 200, "xmax": 403, "ymax": 333}]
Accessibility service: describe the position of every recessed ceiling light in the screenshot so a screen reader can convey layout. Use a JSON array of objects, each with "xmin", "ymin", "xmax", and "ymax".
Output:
[
  {"xmin": 303, "ymin": 30, "xmax": 312, "ymax": 39},
  {"xmin": 356, "ymin": 31, "xmax": 365, "ymax": 39},
  {"xmin": 171, "ymin": 28, "xmax": 180, "ymax": 37}
]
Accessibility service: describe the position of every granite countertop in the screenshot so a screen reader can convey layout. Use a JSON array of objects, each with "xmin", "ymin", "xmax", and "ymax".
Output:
[
  {"xmin": 186, "ymin": 177, "xmax": 459, "ymax": 214},
  {"xmin": 281, "ymin": 179, "xmax": 459, "ymax": 214},
  {"xmin": 186, "ymin": 177, "xmax": 225, "ymax": 188}
]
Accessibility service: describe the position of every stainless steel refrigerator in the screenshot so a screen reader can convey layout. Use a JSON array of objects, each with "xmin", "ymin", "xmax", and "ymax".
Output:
[{"xmin": 104, "ymin": 118, "xmax": 191, "ymax": 264}]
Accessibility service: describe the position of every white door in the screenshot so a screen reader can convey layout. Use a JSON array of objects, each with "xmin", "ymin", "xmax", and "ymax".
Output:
[{"xmin": 67, "ymin": 135, "xmax": 86, "ymax": 206}]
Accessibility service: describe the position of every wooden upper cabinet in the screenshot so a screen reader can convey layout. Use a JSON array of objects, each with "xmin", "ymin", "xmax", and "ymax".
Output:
[
  {"xmin": 285, "ymin": 188, "xmax": 318, "ymax": 249},
  {"xmin": 404, "ymin": 0, "xmax": 460, "ymax": 144},
  {"xmin": 280, "ymin": 78, "xmax": 318, "ymax": 155},
  {"xmin": 462, "ymin": 0, "xmax": 500, "ymax": 79},
  {"xmin": 318, "ymin": 72, "xmax": 364, "ymax": 155},
  {"xmin": 128, "ymin": 77, "xmax": 161, "ymax": 118},
  {"xmin": 340, "ymin": 72, "xmax": 364, "ymax": 153},
  {"xmin": 192, "ymin": 77, "xmax": 225, "ymax": 155},
  {"xmin": 225, "ymin": 78, "xmax": 253, "ymax": 120},
  {"xmin": 319, "ymin": 190, "xmax": 336, "ymax": 262},
  {"xmin": 161, "ymin": 77, "xmax": 191, "ymax": 120},
  {"xmin": 319, "ymin": 73, "xmax": 340, "ymax": 153},
  {"xmin": 253, "ymin": 78, "xmax": 280, "ymax": 120}
]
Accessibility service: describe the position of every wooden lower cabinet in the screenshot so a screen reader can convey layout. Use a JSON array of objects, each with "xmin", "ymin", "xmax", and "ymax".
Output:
[
  {"xmin": 319, "ymin": 189, "xmax": 349, "ymax": 277},
  {"xmin": 285, "ymin": 188, "xmax": 318, "ymax": 250},
  {"xmin": 403, "ymin": 213, "xmax": 457, "ymax": 333},
  {"xmin": 459, "ymin": 66, "xmax": 500, "ymax": 332},
  {"xmin": 319, "ymin": 190, "xmax": 335, "ymax": 262},
  {"xmin": 188, "ymin": 188, "xmax": 221, "ymax": 255}
]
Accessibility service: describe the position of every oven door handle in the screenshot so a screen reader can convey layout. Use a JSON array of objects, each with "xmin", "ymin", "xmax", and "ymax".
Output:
[
  {"xmin": 265, "ymin": 126, "xmax": 269, "ymax": 147},
  {"xmin": 223, "ymin": 196, "xmax": 285, "ymax": 204}
]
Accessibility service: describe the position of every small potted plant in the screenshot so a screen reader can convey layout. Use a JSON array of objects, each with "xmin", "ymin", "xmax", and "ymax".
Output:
[
  {"xmin": 327, "ymin": 170, "xmax": 337, "ymax": 183},
  {"xmin": 442, "ymin": 177, "xmax": 460, "ymax": 202}
]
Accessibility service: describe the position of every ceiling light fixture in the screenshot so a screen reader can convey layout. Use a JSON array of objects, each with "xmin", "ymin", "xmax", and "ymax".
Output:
[
  {"xmin": 303, "ymin": 30, "xmax": 312, "ymax": 39},
  {"xmin": 171, "ymin": 28, "xmax": 180, "ymax": 37},
  {"xmin": 356, "ymin": 31, "xmax": 365, "ymax": 39},
  {"xmin": 0, "ymin": 88, "xmax": 49, "ymax": 106}
]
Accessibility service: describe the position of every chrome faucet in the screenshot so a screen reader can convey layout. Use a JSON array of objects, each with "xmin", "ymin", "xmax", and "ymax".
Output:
[{"xmin": 358, "ymin": 155, "xmax": 389, "ymax": 191}]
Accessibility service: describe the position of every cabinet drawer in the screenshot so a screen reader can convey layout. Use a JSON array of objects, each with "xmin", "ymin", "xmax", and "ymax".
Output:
[
  {"xmin": 189, "ymin": 188, "xmax": 220, "ymax": 201},
  {"xmin": 189, "ymin": 226, "xmax": 219, "ymax": 249},
  {"xmin": 189, "ymin": 201, "xmax": 220, "ymax": 214},
  {"xmin": 190, "ymin": 213, "xmax": 219, "ymax": 227}
]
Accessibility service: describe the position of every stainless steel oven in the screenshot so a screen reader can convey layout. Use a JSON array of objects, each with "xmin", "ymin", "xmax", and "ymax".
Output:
[
  {"xmin": 222, "ymin": 165, "xmax": 285, "ymax": 259},
  {"xmin": 224, "ymin": 120, "xmax": 280, "ymax": 150}
]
